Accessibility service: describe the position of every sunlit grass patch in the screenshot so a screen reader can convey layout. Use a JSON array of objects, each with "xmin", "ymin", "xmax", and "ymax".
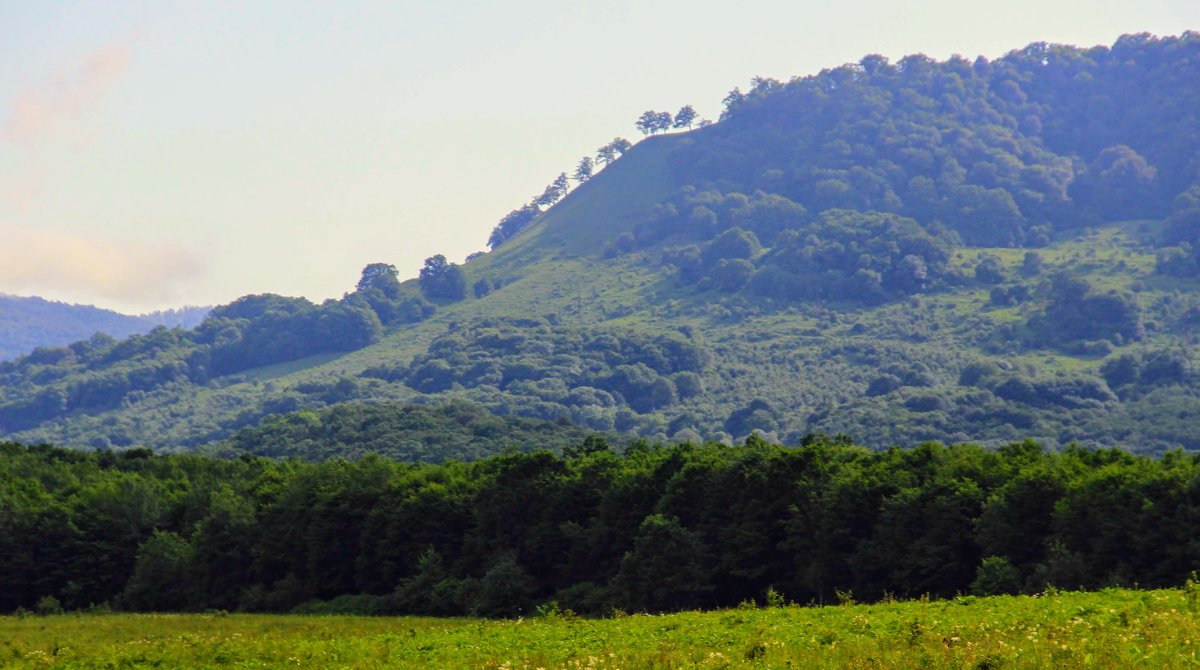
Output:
[{"xmin": 2, "ymin": 588, "xmax": 1197, "ymax": 669}]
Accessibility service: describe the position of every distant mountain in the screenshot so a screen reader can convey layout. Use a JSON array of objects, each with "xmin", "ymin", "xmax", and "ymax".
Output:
[
  {"xmin": 0, "ymin": 294, "xmax": 209, "ymax": 361},
  {"xmin": 2, "ymin": 33, "xmax": 1199, "ymax": 456}
]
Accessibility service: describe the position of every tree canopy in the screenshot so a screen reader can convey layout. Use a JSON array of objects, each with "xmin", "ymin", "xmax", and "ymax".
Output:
[
  {"xmin": 4, "ymin": 436, "xmax": 1200, "ymax": 615},
  {"xmin": 418, "ymin": 255, "xmax": 467, "ymax": 300}
]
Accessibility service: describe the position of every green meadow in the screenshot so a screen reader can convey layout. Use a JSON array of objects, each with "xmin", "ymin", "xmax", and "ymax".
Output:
[{"xmin": 3, "ymin": 588, "xmax": 1197, "ymax": 669}]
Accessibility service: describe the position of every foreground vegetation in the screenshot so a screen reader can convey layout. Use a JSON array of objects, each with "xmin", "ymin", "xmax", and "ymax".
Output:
[
  {"xmin": 3, "ymin": 588, "xmax": 1198, "ymax": 668},
  {"xmin": 6, "ymin": 437, "xmax": 1200, "ymax": 616}
]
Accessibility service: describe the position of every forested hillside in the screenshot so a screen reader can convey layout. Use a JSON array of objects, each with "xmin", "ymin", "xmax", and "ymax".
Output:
[
  {"xmin": 213, "ymin": 401, "xmax": 622, "ymax": 462},
  {"xmin": 2, "ymin": 33, "xmax": 1199, "ymax": 454},
  {"xmin": 4, "ymin": 437, "xmax": 1198, "ymax": 615},
  {"xmin": 0, "ymin": 295, "xmax": 209, "ymax": 361}
]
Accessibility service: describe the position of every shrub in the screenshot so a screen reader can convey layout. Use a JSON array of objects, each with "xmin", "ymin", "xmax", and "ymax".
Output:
[
  {"xmin": 35, "ymin": 595, "xmax": 64, "ymax": 616},
  {"xmin": 971, "ymin": 556, "xmax": 1022, "ymax": 596}
]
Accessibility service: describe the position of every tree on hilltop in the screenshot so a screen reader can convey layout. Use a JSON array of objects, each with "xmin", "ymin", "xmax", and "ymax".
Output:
[
  {"xmin": 638, "ymin": 111, "xmax": 676, "ymax": 135},
  {"xmin": 673, "ymin": 105, "xmax": 698, "ymax": 130},
  {"xmin": 636, "ymin": 111, "xmax": 659, "ymax": 136},
  {"xmin": 534, "ymin": 173, "xmax": 571, "ymax": 208},
  {"xmin": 574, "ymin": 156, "xmax": 594, "ymax": 183},
  {"xmin": 637, "ymin": 111, "xmax": 674, "ymax": 135},
  {"xmin": 356, "ymin": 263, "xmax": 401, "ymax": 298},
  {"xmin": 596, "ymin": 143, "xmax": 617, "ymax": 166},
  {"xmin": 721, "ymin": 88, "xmax": 745, "ymax": 119},
  {"xmin": 655, "ymin": 111, "xmax": 673, "ymax": 132},
  {"xmin": 597, "ymin": 138, "xmax": 632, "ymax": 167},
  {"xmin": 487, "ymin": 205, "xmax": 540, "ymax": 249},
  {"xmin": 418, "ymin": 255, "xmax": 466, "ymax": 300}
]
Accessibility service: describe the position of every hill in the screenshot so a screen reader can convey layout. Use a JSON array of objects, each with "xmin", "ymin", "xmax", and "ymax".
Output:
[
  {"xmin": 1, "ymin": 33, "xmax": 1199, "ymax": 455},
  {"xmin": 0, "ymin": 294, "xmax": 209, "ymax": 361}
]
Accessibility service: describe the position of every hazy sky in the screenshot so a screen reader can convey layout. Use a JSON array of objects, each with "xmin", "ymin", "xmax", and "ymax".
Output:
[{"xmin": 2, "ymin": 1, "xmax": 1197, "ymax": 313}]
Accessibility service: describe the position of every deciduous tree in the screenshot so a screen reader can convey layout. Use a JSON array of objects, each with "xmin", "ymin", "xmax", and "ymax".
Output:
[
  {"xmin": 419, "ymin": 255, "xmax": 467, "ymax": 300},
  {"xmin": 673, "ymin": 105, "xmax": 698, "ymax": 130},
  {"xmin": 573, "ymin": 156, "xmax": 594, "ymax": 183}
]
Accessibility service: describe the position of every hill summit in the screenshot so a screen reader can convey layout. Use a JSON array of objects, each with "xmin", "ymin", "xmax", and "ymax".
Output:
[{"xmin": 2, "ymin": 32, "xmax": 1199, "ymax": 455}]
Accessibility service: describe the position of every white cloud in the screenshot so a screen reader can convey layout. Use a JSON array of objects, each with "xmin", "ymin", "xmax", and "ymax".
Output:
[
  {"xmin": 2, "ymin": 41, "xmax": 132, "ymax": 148},
  {"xmin": 0, "ymin": 226, "xmax": 207, "ymax": 306},
  {"xmin": 0, "ymin": 39, "xmax": 205, "ymax": 308},
  {"xmin": 2, "ymin": 39, "xmax": 135, "ymax": 214}
]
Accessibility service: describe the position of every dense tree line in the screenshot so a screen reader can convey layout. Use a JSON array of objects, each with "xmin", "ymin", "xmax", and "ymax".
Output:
[{"xmin": 4, "ymin": 437, "xmax": 1200, "ymax": 616}]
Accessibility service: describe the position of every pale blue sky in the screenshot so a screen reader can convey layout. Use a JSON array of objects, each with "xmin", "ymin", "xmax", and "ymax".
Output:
[{"xmin": 2, "ymin": 1, "xmax": 1197, "ymax": 312}]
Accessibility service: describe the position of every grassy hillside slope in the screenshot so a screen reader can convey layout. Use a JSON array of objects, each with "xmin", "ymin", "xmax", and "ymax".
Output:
[
  {"xmin": 3, "ymin": 34, "xmax": 1200, "ymax": 455},
  {"xmin": 11, "ymin": 215, "xmax": 1196, "ymax": 454}
]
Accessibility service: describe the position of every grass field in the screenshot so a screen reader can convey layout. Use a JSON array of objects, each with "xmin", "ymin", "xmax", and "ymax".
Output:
[{"xmin": 2, "ymin": 588, "xmax": 1197, "ymax": 669}]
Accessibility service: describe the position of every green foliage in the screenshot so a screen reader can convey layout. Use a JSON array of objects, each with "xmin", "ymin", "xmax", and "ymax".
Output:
[
  {"xmin": 971, "ymin": 556, "xmax": 1022, "ymax": 596},
  {"xmin": 5, "ymin": 436, "xmax": 1200, "ymax": 616},
  {"xmin": 119, "ymin": 530, "xmax": 195, "ymax": 611},
  {"xmin": 220, "ymin": 401, "xmax": 614, "ymax": 462},
  {"xmin": 595, "ymin": 137, "xmax": 631, "ymax": 167},
  {"xmin": 418, "ymin": 255, "xmax": 467, "ymax": 301},
  {"xmin": 1186, "ymin": 571, "xmax": 1200, "ymax": 612},
  {"xmin": 0, "ymin": 297, "xmax": 208, "ymax": 363},
  {"xmin": 488, "ymin": 204, "xmax": 540, "ymax": 249},
  {"xmin": 673, "ymin": 105, "xmax": 698, "ymax": 130},
  {"xmin": 33, "ymin": 596, "xmax": 63, "ymax": 616},
  {"xmin": 3, "ymin": 35, "xmax": 1200, "ymax": 458},
  {"xmin": 706, "ymin": 36, "xmax": 1199, "ymax": 240},
  {"xmin": 635, "ymin": 110, "xmax": 673, "ymax": 136},
  {"xmin": 363, "ymin": 319, "xmax": 709, "ymax": 429},
  {"xmin": 474, "ymin": 555, "xmax": 539, "ymax": 617},
  {"xmin": 1029, "ymin": 273, "xmax": 1143, "ymax": 346},
  {"xmin": 534, "ymin": 173, "xmax": 571, "ymax": 208},
  {"xmin": 394, "ymin": 547, "xmax": 457, "ymax": 615},
  {"xmin": 1072, "ymin": 145, "xmax": 1164, "ymax": 221},
  {"xmin": 290, "ymin": 594, "xmax": 395, "ymax": 616},
  {"xmin": 0, "ymin": 589, "xmax": 1197, "ymax": 667},
  {"xmin": 205, "ymin": 296, "xmax": 374, "ymax": 369},
  {"xmin": 573, "ymin": 156, "xmax": 594, "ymax": 183},
  {"xmin": 355, "ymin": 263, "xmax": 401, "ymax": 297},
  {"xmin": 702, "ymin": 227, "xmax": 760, "ymax": 266},
  {"xmin": 615, "ymin": 514, "xmax": 712, "ymax": 611},
  {"xmin": 0, "ymin": 262, "xmax": 442, "ymax": 436}
]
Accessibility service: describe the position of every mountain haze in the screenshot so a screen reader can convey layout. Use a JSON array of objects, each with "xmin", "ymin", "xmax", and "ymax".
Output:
[
  {"xmin": 0, "ymin": 295, "xmax": 209, "ymax": 362},
  {"xmin": 2, "ymin": 33, "xmax": 1199, "ymax": 456}
]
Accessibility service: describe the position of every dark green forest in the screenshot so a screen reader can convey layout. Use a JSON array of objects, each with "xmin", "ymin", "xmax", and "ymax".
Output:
[{"xmin": 5, "ymin": 436, "xmax": 1200, "ymax": 616}]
